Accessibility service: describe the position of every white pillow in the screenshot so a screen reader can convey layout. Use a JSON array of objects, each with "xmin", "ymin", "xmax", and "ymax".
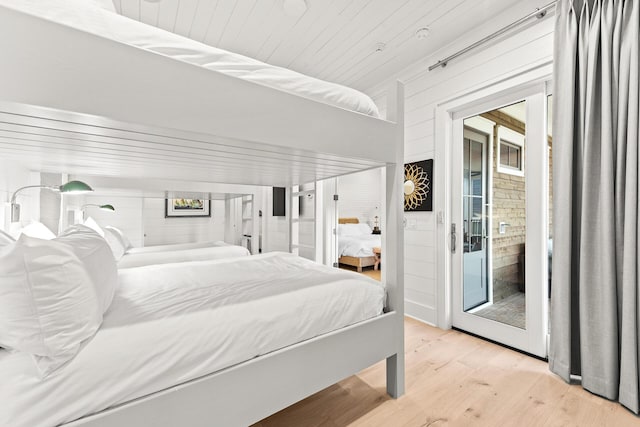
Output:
[
  {"xmin": 102, "ymin": 227, "xmax": 126, "ymax": 261},
  {"xmin": 13, "ymin": 221, "xmax": 56, "ymax": 240},
  {"xmin": 104, "ymin": 226, "xmax": 132, "ymax": 251},
  {"xmin": 83, "ymin": 216, "xmax": 105, "ymax": 237},
  {"xmin": 338, "ymin": 223, "xmax": 372, "ymax": 236},
  {"xmin": 58, "ymin": 225, "xmax": 118, "ymax": 314},
  {"xmin": 0, "ymin": 229, "xmax": 15, "ymax": 246},
  {"xmin": 0, "ymin": 234, "xmax": 102, "ymax": 377},
  {"xmin": 92, "ymin": 0, "xmax": 116, "ymax": 12}
]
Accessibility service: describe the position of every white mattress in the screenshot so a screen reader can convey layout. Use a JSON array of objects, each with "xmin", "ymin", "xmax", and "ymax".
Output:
[
  {"xmin": 126, "ymin": 240, "xmax": 229, "ymax": 255},
  {"xmin": 0, "ymin": 252, "xmax": 384, "ymax": 427},
  {"xmin": 117, "ymin": 244, "xmax": 250, "ymax": 268},
  {"xmin": 1, "ymin": 0, "xmax": 380, "ymax": 118},
  {"xmin": 339, "ymin": 234, "xmax": 382, "ymax": 257}
]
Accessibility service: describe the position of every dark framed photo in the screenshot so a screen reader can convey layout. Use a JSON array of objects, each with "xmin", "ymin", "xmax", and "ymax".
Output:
[
  {"xmin": 165, "ymin": 198, "xmax": 211, "ymax": 218},
  {"xmin": 404, "ymin": 159, "xmax": 433, "ymax": 212}
]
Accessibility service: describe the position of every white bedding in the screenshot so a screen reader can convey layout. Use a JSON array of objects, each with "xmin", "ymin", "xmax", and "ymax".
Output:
[
  {"xmin": 117, "ymin": 244, "xmax": 250, "ymax": 268},
  {"xmin": 126, "ymin": 240, "xmax": 229, "ymax": 255},
  {"xmin": 2, "ymin": 0, "xmax": 380, "ymax": 118},
  {"xmin": 339, "ymin": 234, "xmax": 382, "ymax": 258},
  {"xmin": 0, "ymin": 252, "xmax": 384, "ymax": 427}
]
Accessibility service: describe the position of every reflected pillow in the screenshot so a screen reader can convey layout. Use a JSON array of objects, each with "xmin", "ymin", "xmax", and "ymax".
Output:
[{"xmin": 0, "ymin": 234, "xmax": 102, "ymax": 377}]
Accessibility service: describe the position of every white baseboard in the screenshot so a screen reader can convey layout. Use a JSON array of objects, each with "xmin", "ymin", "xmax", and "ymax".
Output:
[{"xmin": 405, "ymin": 299, "xmax": 437, "ymax": 326}]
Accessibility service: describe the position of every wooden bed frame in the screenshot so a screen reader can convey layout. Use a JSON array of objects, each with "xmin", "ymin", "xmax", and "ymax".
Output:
[
  {"xmin": 338, "ymin": 217, "xmax": 377, "ymax": 272},
  {"xmin": 0, "ymin": 5, "xmax": 405, "ymax": 426}
]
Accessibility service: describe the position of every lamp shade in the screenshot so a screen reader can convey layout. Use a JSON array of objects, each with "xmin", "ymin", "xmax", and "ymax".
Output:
[
  {"xmin": 99, "ymin": 204, "xmax": 115, "ymax": 212},
  {"xmin": 60, "ymin": 180, "xmax": 93, "ymax": 194}
]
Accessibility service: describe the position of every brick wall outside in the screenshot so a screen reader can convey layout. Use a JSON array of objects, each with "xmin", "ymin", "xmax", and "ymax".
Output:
[{"xmin": 491, "ymin": 125, "xmax": 525, "ymax": 300}]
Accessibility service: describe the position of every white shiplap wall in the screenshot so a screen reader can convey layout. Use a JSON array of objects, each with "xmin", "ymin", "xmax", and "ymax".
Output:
[
  {"xmin": 0, "ymin": 160, "xmax": 39, "ymax": 232},
  {"xmin": 337, "ymin": 168, "xmax": 382, "ymax": 228},
  {"xmin": 143, "ymin": 198, "xmax": 226, "ymax": 246},
  {"xmin": 78, "ymin": 194, "xmax": 145, "ymax": 247},
  {"xmin": 368, "ymin": 1, "xmax": 554, "ymax": 325}
]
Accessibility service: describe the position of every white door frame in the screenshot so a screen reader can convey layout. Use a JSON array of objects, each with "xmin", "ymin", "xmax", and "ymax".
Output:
[{"xmin": 434, "ymin": 61, "xmax": 552, "ymax": 356}]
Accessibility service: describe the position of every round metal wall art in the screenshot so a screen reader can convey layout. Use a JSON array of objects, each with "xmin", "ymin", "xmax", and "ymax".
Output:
[{"xmin": 404, "ymin": 161, "xmax": 432, "ymax": 211}]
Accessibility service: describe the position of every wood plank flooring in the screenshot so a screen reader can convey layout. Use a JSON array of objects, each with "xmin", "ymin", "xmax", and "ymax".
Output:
[{"xmin": 254, "ymin": 318, "xmax": 639, "ymax": 427}]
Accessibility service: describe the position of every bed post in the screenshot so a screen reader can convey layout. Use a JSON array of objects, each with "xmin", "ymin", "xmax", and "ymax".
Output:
[{"xmin": 384, "ymin": 81, "xmax": 405, "ymax": 398}]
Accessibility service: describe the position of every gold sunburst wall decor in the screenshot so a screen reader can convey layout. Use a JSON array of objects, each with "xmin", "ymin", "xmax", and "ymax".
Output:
[{"xmin": 404, "ymin": 159, "xmax": 433, "ymax": 211}]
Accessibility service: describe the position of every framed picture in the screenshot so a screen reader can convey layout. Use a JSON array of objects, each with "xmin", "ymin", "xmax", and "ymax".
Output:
[
  {"xmin": 165, "ymin": 198, "xmax": 211, "ymax": 218},
  {"xmin": 404, "ymin": 159, "xmax": 433, "ymax": 211}
]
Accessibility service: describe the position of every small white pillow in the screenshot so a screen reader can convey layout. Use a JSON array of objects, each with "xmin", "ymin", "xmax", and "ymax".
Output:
[
  {"xmin": 102, "ymin": 227, "xmax": 126, "ymax": 261},
  {"xmin": 58, "ymin": 225, "xmax": 118, "ymax": 314},
  {"xmin": 0, "ymin": 229, "xmax": 15, "ymax": 246},
  {"xmin": 83, "ymin": 217, "xmax": 105, "ymax": 237},
  {"xmin": 91, "ymin": 0, "xmax": 116, "ymax": 12},
  {"xmin": 338, "ymin": 223, "xmax": 372, "ymax": 236},
  {"xmin": 104, "ymin": 226, "xmax": 132, "ymax": 251},
  {"xmin": 0, "ymin": 234, "xmax": 102, "ymax": 377},
  {"xmin": 13, "ymin": 221, "xmax": 56, "ymax": 240}
]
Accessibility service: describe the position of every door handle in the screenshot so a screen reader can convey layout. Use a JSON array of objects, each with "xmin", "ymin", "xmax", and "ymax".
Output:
[{"xmin": 451, "ymin": 223, "xmax": 457, "ymax": 253}]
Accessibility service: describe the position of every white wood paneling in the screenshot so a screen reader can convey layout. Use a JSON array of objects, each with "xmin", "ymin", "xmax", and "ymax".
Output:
[
  {"xmin": 367, "ymin": 0, "xmax": 554, "ymax": 326},
  {"xmin": 143, "ymin": 198, "xmax": 225, "ymax": 246},
  {"xmin": 115, "ymin": 0, "xmax": 525, "ymax": 91},
  {"xmin": 76, "ymin": 193, "xmax": 145, "ymax": 247},
  {"xmin": 0, "ymin": 159, "xmax": 38, "ymax": 231},
  {"xmin": 336, "ymin": 168, "xmax": 382, "ymax": 227}
]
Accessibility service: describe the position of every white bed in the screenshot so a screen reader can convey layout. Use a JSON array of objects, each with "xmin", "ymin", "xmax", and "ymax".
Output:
[
  {"xmin": 126, "ymin": 240, "xmax": 229, "ymax": 255},
  {"xmin": 0, "ymin": 253, "xmax": 384, "ymax": 427},
  {"xmin": 337, "ymin": 219, "xmax": 382, "ymax": 272},
  {"xmin": 339, "ymin": 232, "xmax": 382, "ymax": 258},
  {"xmin": 117, "ymin": 244, "xmax": 250, "ymax": 269},
  {"xmin": 0, "ymin": 0, "xmax": 379, "ymax": 119},
  {"xmin": 0, "ymin": 0, "xmax": 405, "ymax": 424}
]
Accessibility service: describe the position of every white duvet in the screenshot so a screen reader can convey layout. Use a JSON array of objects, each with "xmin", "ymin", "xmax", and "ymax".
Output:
[
  {"xmin": 1, "ymin": 0, "xmax": 380, "ymax": 117},
  {"xmin": 126, "ymin": 240, "xmax": 229, "ymax": 255},
  {"xmin": 117, "ymin": 243, "xmax": 250, "ymax": 268},
  {"xmin": 339, "ymin": 234, "xmax": 382, "ymax": 257},
  {"xmin": 0, "ymin": 252, "xmax": 384, "ymax": 427}
]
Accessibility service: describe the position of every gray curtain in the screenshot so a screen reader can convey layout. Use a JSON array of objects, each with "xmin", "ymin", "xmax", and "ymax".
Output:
[{"xmin": 550, "ymin": 0, "xmax": 640, "ymax": 413}]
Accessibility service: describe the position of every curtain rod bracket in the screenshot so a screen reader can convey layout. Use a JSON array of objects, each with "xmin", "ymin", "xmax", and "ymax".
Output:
[{"xmin": 428, "ymin": 1, "xmax": 556, "ymax": 72}]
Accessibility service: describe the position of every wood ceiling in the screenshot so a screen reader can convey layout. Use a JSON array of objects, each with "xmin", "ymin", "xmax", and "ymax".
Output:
[{"xmin": 115, "ymin": 0, "xmax": 526, "ymax": 92}]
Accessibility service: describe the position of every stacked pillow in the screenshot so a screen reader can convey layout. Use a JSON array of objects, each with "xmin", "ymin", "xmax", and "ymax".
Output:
[
  {"xmin": 337, "ymin": 223, "xmax": 373, "ymax": 236},
  {"xmin": 84, "ymin": 218, "xmax": 129, "ymax": 261},
  {"xmin": 0, "ymin": 229, "xmax": 15, "ymax": 246},
  {"xmin": 104, "ymin": 225, "xmax": 132, "ymax": 254},
  {"xmin": 10, "ymin": 221, "xmax": 57, "ymax": 240},
  {"xmin": 82, "ymin": 216, "xmax": 105, "ymax": 237},
  {"xmin": 0, "ymin": 225, "xmax": 117, "ymax": 377}
]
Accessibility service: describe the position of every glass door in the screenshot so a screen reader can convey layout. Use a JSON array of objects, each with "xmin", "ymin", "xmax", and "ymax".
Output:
[
  {"xmin": 463, "ymin": 129, "xmax": 489, "ymax": 311},
  {"xmin": 451, "ymin": 86, "xmax": 548, "ymax": 357}
]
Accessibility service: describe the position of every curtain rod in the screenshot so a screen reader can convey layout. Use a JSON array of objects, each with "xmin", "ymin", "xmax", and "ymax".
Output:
[{"xmin": 428, "ymin": 1, "xmax": 557, "ymax": 72}]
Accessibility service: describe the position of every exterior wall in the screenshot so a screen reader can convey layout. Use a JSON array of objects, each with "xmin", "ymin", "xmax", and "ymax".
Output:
[
  {"xmin": 491, "ymin": 126, "xmax": 526, "ymax": 299},
  {"xmin": 366, "ymin": 0, "xmax": 554, "ymax": 325}
]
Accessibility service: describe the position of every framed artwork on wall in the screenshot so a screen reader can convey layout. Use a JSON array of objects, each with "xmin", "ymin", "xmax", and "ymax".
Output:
[
  {"xmin": 404, "ymin": 159, "xmax": 433, "ymax": 211},
  {"xmin": 165, "ymin": 198, "xmax": 211, "ymax": 218}
]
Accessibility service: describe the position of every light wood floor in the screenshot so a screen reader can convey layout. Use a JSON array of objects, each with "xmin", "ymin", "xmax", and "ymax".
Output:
[
  {"xmin": 255, "ymin": 318, "xmax": 639, "ymax": 427},
  {"xmin": 359, "ymin": 268, "xmax": 381, "ymax": 281}
]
